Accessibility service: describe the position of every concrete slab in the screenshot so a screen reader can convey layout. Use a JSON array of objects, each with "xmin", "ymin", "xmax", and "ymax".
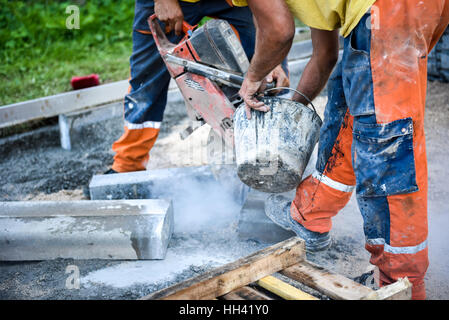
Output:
[
  {"xmin": 89, "ymin": 166, "xmax": 214, "ymax": 200},
  {"xmin": 89, "ymin": 165, "xmax": 250, "ymax": 235},
  {"xmin": 237, "ymin": 189, "xmax": 296, "ymax": 243},
  {"xmin": 0, "ymin": 199, "xmax": 173, "ymax": 261},
  {"xmin": 89, "ymin": 165, "xmax": 249, "ymax": 206}
]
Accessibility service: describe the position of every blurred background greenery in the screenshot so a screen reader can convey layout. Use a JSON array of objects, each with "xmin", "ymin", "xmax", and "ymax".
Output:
[
  {"xmin": 0, "ymin": 0, "xmax": 134, "ymax": 105},
  {"xmin": 0, "ymin": 1, "xmax": 307, "ymax": 106}
]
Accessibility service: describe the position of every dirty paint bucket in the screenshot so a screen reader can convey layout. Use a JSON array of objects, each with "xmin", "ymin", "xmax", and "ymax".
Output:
[{"xmin": 234, "ymin": 96, "xmax": 322, "ymax": 193}]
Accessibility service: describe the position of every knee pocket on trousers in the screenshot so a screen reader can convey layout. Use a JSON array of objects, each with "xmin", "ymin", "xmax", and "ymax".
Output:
[{"xmin": 353, "ymin": 117, "xmax": 419, "ymax": 197}]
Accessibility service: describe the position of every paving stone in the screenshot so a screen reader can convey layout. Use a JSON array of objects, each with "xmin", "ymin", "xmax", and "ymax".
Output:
[{"xmin": 89, "ymin": 165, "xmax": 249, "ymax": 205}]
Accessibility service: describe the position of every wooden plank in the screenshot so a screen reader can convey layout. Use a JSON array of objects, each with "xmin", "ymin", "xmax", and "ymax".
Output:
[
  {"xmin": 257, "ymin": 276, "xmax": 318, "ymax": 300},
  {"xmin": 361, "ymin": 278, "xmax": 412, "ymax": 300},
  {"xmin": 220, "ymin": 286, "xmax": 272, "ymax": 300},
  {"xmin": 140, "ymin": 237, "xmax": 305, "ymax": 300},
  {"xmin": 280, "ymin": 260, "xmax": 374, "ymax": 300}
]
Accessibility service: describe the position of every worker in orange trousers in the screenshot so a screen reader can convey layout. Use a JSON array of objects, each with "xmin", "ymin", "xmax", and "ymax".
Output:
[{"xmin": 240, "ymin": 0, "xmax": 449, "ymax": 300}]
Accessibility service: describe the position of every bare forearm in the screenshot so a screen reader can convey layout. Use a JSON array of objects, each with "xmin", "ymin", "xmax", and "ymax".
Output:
[
  {"xmin": 246, "ymin": 0, "xmax": 295, "ymax": 82},
  {"xmin": 293, "ymin": 56, "xmax": 335, "ymax": 104},
  {"xmin": 293, "ymin": 29, "xmax": 339, "ymax": 104}
]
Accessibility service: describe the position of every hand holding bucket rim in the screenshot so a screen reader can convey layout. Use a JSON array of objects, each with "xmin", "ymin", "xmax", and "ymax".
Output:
[
  {"xmin": 265, "ymin": 87, "xmax": 317, "ymax": 114},
  {"xmin": 239, "ymin": 67, "xmax": 289, "ymax": 119},
  {"xmin": 240, "ymin": 83, "xmax": 317, "ymax": 120},
  {"xmin": 233, "ymin": 96, "xmax": 322, "ymax": 193}
]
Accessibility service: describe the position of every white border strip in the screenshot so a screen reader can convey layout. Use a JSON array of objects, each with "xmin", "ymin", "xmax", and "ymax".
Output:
[
  {"xmin": 312, "ymin": 170, "xmax": 355, "ymax": 193},
  {"xmin": 0, "ymin": 80, "xmax": 129, "ymax": 129},
  {"xmin": 125, "ymin": 120, "xmax": 161, "ymax": 130},
  {"xmin": 366, "ymin": 238, "xmax": 428, "ymax": 255}
]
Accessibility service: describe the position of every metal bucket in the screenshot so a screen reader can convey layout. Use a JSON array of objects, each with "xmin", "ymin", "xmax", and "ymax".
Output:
[{"xmin": 233, "ymin": 96, "xmax": 322, "ymax": 193}]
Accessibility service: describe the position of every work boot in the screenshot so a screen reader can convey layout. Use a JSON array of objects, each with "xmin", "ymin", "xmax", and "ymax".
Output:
[
  {"xmin": 264, "ymin": 194, "xmax": 331, "ymax": 252},
  {"xmin": 103, "ymin": 168, "xmax": 118, "ymax": 175}
]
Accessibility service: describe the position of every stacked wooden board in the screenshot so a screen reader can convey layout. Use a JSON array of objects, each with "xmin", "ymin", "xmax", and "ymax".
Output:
[{"xmin": 140, "ymin": 237, "xmax": 412, "ymax": 300}]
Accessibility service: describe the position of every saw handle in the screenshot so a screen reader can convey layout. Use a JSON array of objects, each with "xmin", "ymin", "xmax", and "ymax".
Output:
[
  {"xmin": 231, "ymin": 75, "xmax": 275, "ymax": 90},
  {"xmin": 148, "ymin": 14, "xmax": 196, "ymax": 38},
  {"xmin": 148, "ymin": 14, "xmax": 198, "ymax": 55},
  {"xmin": 149, "ymin": 14, "xmax": 276, "ymax": 92},
  {"xmin": 181, "ymin": 20, "xmax": 196, "ymax": 36}
]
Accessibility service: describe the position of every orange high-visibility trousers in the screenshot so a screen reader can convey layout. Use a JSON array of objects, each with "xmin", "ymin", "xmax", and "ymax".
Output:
[{"xmin": 291, "ymin": 0, "xmax": 449, "ymax": 300}]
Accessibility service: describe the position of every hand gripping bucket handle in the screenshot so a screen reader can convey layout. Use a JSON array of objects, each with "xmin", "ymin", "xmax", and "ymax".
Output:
[
  {"xmin": 234, "ymin": 92, "xmax": 322, "ymax": 193},
  {"xmin": 264, "ymin": 87, "xmax": 318, "ymax": 115}
]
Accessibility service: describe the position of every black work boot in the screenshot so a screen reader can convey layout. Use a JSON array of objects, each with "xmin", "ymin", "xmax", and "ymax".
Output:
[
  {"xmin": 103, "ymin": 168, "xmax": 118, "ymax": 175},
  {"xmin": 264, "ymin": 194, "xmax": 331, "ymax": 252}
]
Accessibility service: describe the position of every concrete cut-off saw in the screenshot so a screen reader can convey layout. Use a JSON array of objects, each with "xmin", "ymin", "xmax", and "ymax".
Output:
[{"xmin": 148, "ymin": 15, "xmax": 322, "ymax": 194}]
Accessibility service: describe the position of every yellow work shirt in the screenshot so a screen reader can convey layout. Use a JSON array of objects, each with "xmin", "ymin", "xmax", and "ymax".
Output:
[
  {"xmin": 220, "ymin": 0, "xmax": 375, "ymax": 37},
  {"xmin": 181, "ymin": 0, "xmax": 247, "ymax": 6},
  {"xmin": 286, "ymin": 0, "xmax": 375, "ymax": 37}
]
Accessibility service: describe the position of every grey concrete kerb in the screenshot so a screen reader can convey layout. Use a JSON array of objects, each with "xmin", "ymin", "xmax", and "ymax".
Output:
[{"xmin": 0, "ymin": 199, "xmax": 173, "ymax": 261}]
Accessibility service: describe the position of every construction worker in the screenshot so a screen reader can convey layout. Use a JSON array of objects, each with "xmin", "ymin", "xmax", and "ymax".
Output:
[
  {"xmin": 239, "ymin": 0, "xmax": 449, "ymax": 300},
  {"xmin": 108, "ymin": 0, "xmax": 288, "ymax": 173}
]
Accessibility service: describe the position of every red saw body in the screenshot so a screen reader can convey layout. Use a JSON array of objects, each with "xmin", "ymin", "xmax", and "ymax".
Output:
[{"xmin": 148, "ymin": 15, "xmax": 250, "ymax": 147}]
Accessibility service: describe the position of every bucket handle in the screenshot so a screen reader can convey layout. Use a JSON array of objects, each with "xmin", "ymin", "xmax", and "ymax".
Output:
[{"xmin": 264, "ymin": 87, "xmax": 317, "ymax": 115}]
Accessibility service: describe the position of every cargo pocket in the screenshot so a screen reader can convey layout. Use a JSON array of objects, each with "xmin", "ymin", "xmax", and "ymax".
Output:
[
  {"xmin": 353, "ymin": 117, "xmax": 418, "ymax": 197},
  {"xmin": 342, "ymin": 20, "xmax": 376, "ymax": 117}
]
